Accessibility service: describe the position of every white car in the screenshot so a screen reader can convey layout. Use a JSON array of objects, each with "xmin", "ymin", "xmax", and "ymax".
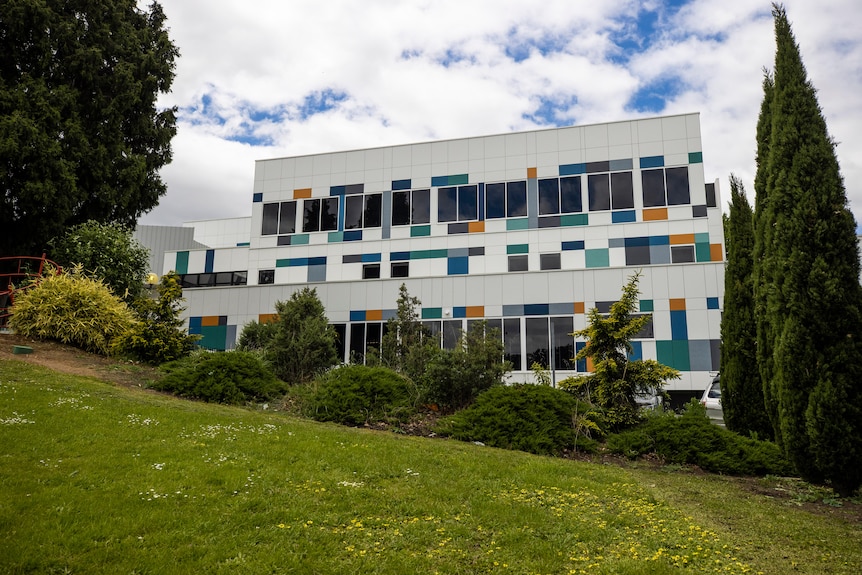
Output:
[{"xmin": 700, "ymin": 374, "xmax": 724, "ymax": 426}]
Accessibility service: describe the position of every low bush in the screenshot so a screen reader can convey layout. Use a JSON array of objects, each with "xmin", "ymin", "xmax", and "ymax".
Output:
[
  {"xmin": 606, "ymin": 400, "xmax": 792, "ymax": 476},
  {"xmin": 436, "ymin": 384, "xmax": 603, "ymax": 456},
  {"xmin": 9, "ymin": 266, "xmax": 135, "ymax": 355},
  {"xmin": 152, "ymin": 351, "xmax": 286, "ymax": 405},
  {"xmin": 300, "ymin": 364, "xmax": 416, "ymax": 426},
  {"xmin": 236, "ymin": 319, "xmax": 278, "ymax": 351}
]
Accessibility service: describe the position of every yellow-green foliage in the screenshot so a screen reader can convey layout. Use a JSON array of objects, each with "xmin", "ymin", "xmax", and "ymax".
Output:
[{"xmin": 9, "ymin": 266, "xmax": 134, "ymax": 355}]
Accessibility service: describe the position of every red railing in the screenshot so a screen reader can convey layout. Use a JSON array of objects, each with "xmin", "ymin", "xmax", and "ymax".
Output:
[{"xmin": 0, "ymin": 255, "xmax": 62, "ymax": 328}]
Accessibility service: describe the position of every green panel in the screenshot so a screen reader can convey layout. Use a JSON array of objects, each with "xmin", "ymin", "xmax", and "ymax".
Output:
[
  {"xmin": 175, "ymin": 251, "xmax": 189, "ymax": 274},
  {"xmin": 656, "ymin": 341, "xmax": 675, "ymax": 367},
  {"xmin": 422, "ymin": 308, "xmax": 442, "ymax": 319},
  {"xmin": 291, "ymin": 234, "xmax": 310, "ymax": 245},
  {"xmin": 640, "ymin": 299, "xmax": 654, "ymax": 312},
  {"xmin": 695, "ymin": 243, "xmax": 712, "ymax": 262},
  {"xmin": 410, "ymin": 225, "xmax": 431, "ymax": 237},
  {"xmin": 672, "ymin": 340, "xmax": 691, "ymax": 371},
  {"xmin": 328, "ymin": 232, "xmax": 344, "ymax": 242},
  {"xmin": 507, "ymin": 244, "xmax": 529, "ymax": 255},
  {"xmin": 198, "ymin": 326, "xmax": 228, "ymax": 351},
  {"xmin": 506, "ymin": 218, "xmax": 529, "ymax": 231},
  {"xmin": 689, "ymin": 151, "xmax": 703, "ymax": 164},
  {"xmin": 694, "ymin": 232, "xmax": 710, "ymax": 243},
  {"xmin": 276, "ymin": 258, "xmax": 290, "ymax": 267},
  {"xmin": 561, "ymin": 213, "xmax": 589, "ymax": 227},
  {"xmin": 449, "ymin": 174, "xmax": 469, "ymax": 185},
  {"xmin": 412, "ymin": 249, "xmax": 448, "ymax": 260},
  {"xmin": 585, "ymin": 248, "xmax": 610, "ymax": 268}
]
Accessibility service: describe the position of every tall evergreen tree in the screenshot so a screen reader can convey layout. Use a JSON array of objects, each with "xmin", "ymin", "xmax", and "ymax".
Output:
[
  {"xmin": 721, "ymin": 175, "xmax": 771, "ymax": 438},
  {"xmin": 759, "ymin": 4, "xmax": 862, "ymax": 495},
  {"xmin": 0, "ymin": 1, "xmax": 178, "ymax": 257}
]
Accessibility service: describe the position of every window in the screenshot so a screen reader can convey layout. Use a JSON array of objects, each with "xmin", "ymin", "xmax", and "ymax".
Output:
[
  {"xmin": 362, "ymin": 264, "xmax": 381, "ymax": 279},
  {"xmin": 588, "ymin": 171, "xmax": 633, "ymax": 211},
  {"xmin": 438, "ymin": 185, "xmax": 478, "ymax": 222},
  {"xmin": 508, "ymin": 255, "xmax": 528, "ymax": 272},
  {"xmin": 671, "ymin": 245, "xmax": 695, "ymax": 263},
  {"xmin": 344, "ymin": 193, "xmax": 382, "ymax": 229},
  {"xmin": 392, "ymin": 188, "xmax": 430, "ymax": 225},
  {"xmin": 179, "ymin": 271, "xmax": 248, "ymax": 288},
  {"xmin": 538, "ymin": 176, "xmax": 582, "ymax": 215},
  {"xmin": 302, "ymin": 197, "xmax": 339, "ymax": 232},
  {"xmin": 391, "ymin": 262, "xmax": 409, "ymax": 278},
  {"xmin": 550, "ymin": 316, "xmax": 575, "ymax": 370},
  {"xmin": 526, "ymin": 317, "xmax": 550, "ymax": 368},
  {"xmin": 487, "ymin": 181, "xmax": 528, "ymax": 219},
  {"xmin": 504, "ymin": 318, "xmax": 522, "ymax": 371},
  {"xmin": 258, "ymin": 269, "xmax": 274, "ymax": 285},
  {"xmin": 642, "ymin": 167, "xmax": 690, "ymax": 207},
  {"xmin": 261, "ymin": 201, "xmax": 297, "ymax": 235},
  {"xmin": 540, "ymin": 253, "xmax": 561, "ymax": 270}
]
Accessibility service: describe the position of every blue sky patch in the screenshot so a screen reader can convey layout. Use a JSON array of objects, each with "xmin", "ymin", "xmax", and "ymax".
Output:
[
  {"xmin": 627, "ymin": 76, "xmax": 686, "ymax": 113},
  {"xmin": 608, "ymin": 0, "xmax": 692, "ymax": 64},
  {"xmin": 523, "ymin": 95, "xmax": 578, "ymax": 126},
  {"xmin": 503, "ymin": 28, "xmax": 570, "ymax": 63}
]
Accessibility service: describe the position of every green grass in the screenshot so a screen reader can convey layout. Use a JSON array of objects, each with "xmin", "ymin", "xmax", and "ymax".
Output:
[{"xmin": 1, "ymin": 359, "xmax": 860, "ymax": 574}]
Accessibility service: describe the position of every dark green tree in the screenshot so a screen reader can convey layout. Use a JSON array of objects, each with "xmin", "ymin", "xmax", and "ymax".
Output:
[
  {"xmin": 0, "ymin": 1, "xmax": 179, "ymax": 257},
  {"xmin": 378, "ymin": 283, "xmax": 434, "ymax": 382},
  {"xmin": 48, "ymin": 220, "xmax": 150, "ymax": 302},
  {"xmin": 758, "ymin": 5, "xmax": 862, "ymax": 495},
  {"xmin": 720, "ymin": 175, "xmax": 771, "ymax": 438},
  {"xmin": 266, "ymin": 287, "xmax": 339, "ymax": 384}
]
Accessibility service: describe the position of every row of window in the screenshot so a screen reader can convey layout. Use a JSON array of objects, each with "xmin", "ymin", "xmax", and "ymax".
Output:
[
  {"xmin": 261, "ymin": 167, "xmax": 691, "ymax": 235},
  {"xmin": 179, "ymin": 271, "xmax": 248, "ymax": 289}
]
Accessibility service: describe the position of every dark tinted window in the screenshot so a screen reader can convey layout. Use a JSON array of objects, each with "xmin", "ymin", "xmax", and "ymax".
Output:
[
  {"xmin": 526, "ymin": 317, "xmax": 549, "ymax": 368},
  {"xmin": 362, "ymin": 264, "xmax": 380, "ymax": 279},
  {"xmin": 364, "ymin": 194, "xmax": 382, "ymax": 227},
  {"xmin": 666, "ymin": 167, "xmax": 690, "ymax": 205},
  {"xmin": 262, "ymin": 203, "xmax": 279, "ymax": 235},
  {"xmin": 504, "ymin": 318, "xmax": 522, "ymax": 371},
  {"xmin": 588, "ymin": 174, "xmax": 611, "ymax": 211},
  {"xmin": 458, "ymin": 185, "xmax": 478, "ymax": 221},
  {"xmin": 302, "ymin": 199, "xmax": 320, "ymax": 232},
  {"xmin": 392, "ymin": 191, "xmax": 410, "ymax": 225},
  {"xmin": 344, "ymin": 195, "xmax": 363, "ymax": 229},
  {"xmin": 321, "ymin": 197, "xmax": 339, "ymax": 231},
  {"xmin": 508, "ymin": 255, "xmax": 528, "ymax": 272},
  {"xmin": 560, "ymin": 176, "xmax": 582, "ymax": 213},
  {"xmin": 486, "ymin": 183, "xmax": 505, "ymax": 219},
  {"xmin": 540, "ymin": 253, "xmax": 561, "ymax": 270},
  {"xmin": 438, "ymin": 187, "xmax": 457, "ymax": 222},
  {"xmin": 611, "ymin": 172, "xmax": 634, "ymax": 209},
  {"xmin": 538, "ymin": 178, "xmax": 559, "ymax": 215},
  {"xmin": 507, "ymin": 181, "xmax": 528, "ymax": 217},
  {"xmin": 412, "ymin": 189, "xmax": 430, "ymax": 224},
  {"xmin": 642, "ymin": 169, "xmax": 666, "ymax": 207},
  {"xmin": 258, "ymin": 269, "xmax": 274, "ymax": 285}
]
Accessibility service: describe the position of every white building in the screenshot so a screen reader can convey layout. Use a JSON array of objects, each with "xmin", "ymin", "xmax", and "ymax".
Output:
[{"xmin": 156, "ymin": 113, "xmax": 724, "ymax": 401}]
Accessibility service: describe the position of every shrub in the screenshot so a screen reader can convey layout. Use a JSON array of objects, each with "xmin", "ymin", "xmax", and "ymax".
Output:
[
  {"xmin": 9, "ymin": 266, "xmax": 134, "ymax": 355},
  {"xmin": 236, "ymin": 319, "xmax": 278, "ymax": 351},
  {"xmin": 436, "ymin": 384, "xmax": 603, "ymax": 456},
  {"xmin": 606, "ymin": 400, "xmax": 792, "ymax": 476},
  {"xmin": 112, "ymin": 272, "xmax": 198, "ymax": 364},
  {"xmin": 300, "ymin": 364, "xmax": 416, "ymax": 426},
  {"xmin": 152, "ymin": 351, "xmax": 286, "ymax": 405}
]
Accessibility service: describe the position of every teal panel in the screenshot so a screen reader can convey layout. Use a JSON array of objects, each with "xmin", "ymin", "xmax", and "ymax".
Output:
[
  {"xmin": 276, "ymin": 258, "xmax": 290, "ymax": 267},
  {"xmin": 694, "ymin": 232, "xmax": 710, "ymax": 243},
  {"xmin": 412, "ymin": 249, "xmax": 448, "ymax": 260},
  {"xmin": 422, "ymin": 308, "xmax": 443, "ymax": 319},
  {"xmin": 672, "ymin": 341, "xmax": 691, "ymax": 371},
  {"xmin": 292, "ymin": 234, "xmax": 310, "ymax": 245},
  {"xmin": 507, "ymin": 244, "xmax": 529, "ymax": 255},
  {"xmin": 197, "ymin": 325, "xmax": 228, "ymax": 351},
  {"xmin": 689, "ymin": 151, "xmax": 703, "ymax": 164},
  {"xmin": 506, "ymin": 218, "xmax": 529, "ymax": 230},
  {"xmin": 328, "ymin": 232, "xmax": 344, "ymax": 242},
  {"xmin": 175, "ymin": 251, "xmax": 189, "ymax": 274},
  {"xmin": 695, "ymin": 243, "xmax": 712, "ymax": 262},
  {"xmin": 411, "ymin": 225, "xmax": 431, "ymax": 237},
  {"xmin": 585, "ymin": 249, "xmax": 610, "ymax": 268},
  {"xmin": 656, "ymin": 341, "xmax": 675, "ymax": 367},
  {"xmin": 640, "ymin": 299, "xmax": 654, "ymax": 312},
  {"xmin": 561, "ymin": 213, "xmax": 589, "ymax": 226},
  {"xmin": 449, "ymin": 174, "xmax": 469, "ymax": 185}
]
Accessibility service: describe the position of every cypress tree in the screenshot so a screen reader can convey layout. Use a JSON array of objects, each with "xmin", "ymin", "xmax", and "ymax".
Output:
[
  {"xmin": 721, "ymin": 175, "xmax": 771, "ymax": 438},
  {"xmin": 761, "ymin": 4, "xmax": 862, "ymax": 494}
]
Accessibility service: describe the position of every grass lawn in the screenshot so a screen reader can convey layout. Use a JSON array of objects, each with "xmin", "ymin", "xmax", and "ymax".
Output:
[{"xmin": 1, "ymin": 358, "xmax": 860, "ymax": 574}]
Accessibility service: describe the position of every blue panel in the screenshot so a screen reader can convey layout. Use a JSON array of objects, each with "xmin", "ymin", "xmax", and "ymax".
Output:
[
  {"xmin": 343, "ymin": 230, "xmax": 363, "ymax": 241},
  {"xmin": 562, "ymin": 240, "xmax": 585, "ymax": 251},
  {"xmin": 649, "ymin": 235, "xmax": 670, "ymax": 245},
  {"xmin": 361, "ymin": 253, "xmax": 382, "ymax": 263},
  {"xmin": 628, "ymin": 341, "xmax": 643, "ymax": 362},
  {"xmin": 576, "ymin": 341, "xmax": 587, "ymax": 372},
  {"xmin": 392, "ymin": 179, "xmax": 411, "ymax": 190},
  {"xmin": 478, "ymin": 182, "xmax": 485, "ymax": 221},
  {"xmin": 524, "ymin": 304, "xmax": 550, "ymax": 316},
  {"xmin": 707, "ymin": 297, "xmax": 720, "ymax": 310},
  {"xmin": 624, "ymin": 237, "xmax": 649, "ymax": 247},
  {"xmin": 204, "ymin": 249, "xmax": 214, "ymax": 273},
  {"xmin": 453, "ymin": 307, "xmax": 466, "ymax": 318},
  {"xmin": 431, "ymin": 175, "xmax": 449, "ymax": 187},
  {"xmin": 330, "ymin": 185, "xmax": 346, "ymax": 195},
  {"xmin": 640, "ymin": 156, "xmax": 665, "ymax": 168},
  {"xmin": 188, "ymin": 316, "xmax": 202, "ymax": 330},
  {"xmin": 350, "ymin": 310, "xmax": 366, "ymax": 321},
  {"xmin": 391, "ymin": 251, "xmax": 411, "ymax": 261},
  {"xmin": 287, "ymin": 258, "xmax": 307, "ymax": 266},
  {"xmin": 502, "ymin": 304, "xmax": 524, "ymax": 316},
  {"xmin": 308, "ymin": 256, "xmax": 327, "ymax": 266},
  {"xmin": 670, "ymin": 310, "xmax": 688, "ymax": 340},
  {"xmin": 611, "ymin": 210, "xmax": 637, "ymax": 223},
  {"xmin": 253, "ymin": 193, "xmax": 263, "ymax": 202},
  {"xmin": 236, "ymin": 242, "xmax": 250, "ymax": 247},
  {"xmin": 448, "ymin": 256, "xmax": 468, "ymax": 275},
  {"xmin": 559, "ymin": 163, "xmax": 586, "ymax": 176}
]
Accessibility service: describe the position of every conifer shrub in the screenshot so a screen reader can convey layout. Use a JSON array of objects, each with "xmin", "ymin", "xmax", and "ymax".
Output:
[
  {"xmin": 152, "ymin": 351, "xmax": 285, "ymax": 405},
  {"xmin": 300, "ymin": 364, "xmax": 416, "ymax": 426},
  {"xmin": 9, "ymin": 266, "xmax": 135, "ymax": 355},
  {"xmin": 606, "ymin": 400, "xmax": 792, "ymax": 476},
  {"xmin": 436, "ymin": 384, "xmax": 603, "ymax": 456}
]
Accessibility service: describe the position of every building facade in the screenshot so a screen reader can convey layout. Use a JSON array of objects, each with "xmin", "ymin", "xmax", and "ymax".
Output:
[{"xmin": 161, "ymin": 113, "xmax": 724, "ymax": 398}]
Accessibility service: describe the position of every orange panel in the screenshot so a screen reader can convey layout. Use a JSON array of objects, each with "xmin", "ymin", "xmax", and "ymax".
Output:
[
  {"xmin": 527, "ymin": 167, "xmax": 537, "ymax": 179},
  {"xmin": 669, "ymin": 233, "xmax": 696, "ymax": 245},
  {"xmin": 201, "ymin": 316, "xmax": 221, "ymax": 327},
  {"xmin": 669, "ymin": 298, "xmax": 686, "ymax": 311},
  {"xmin": 574, "ymin": 301, "xmax": 585, "ymax": 314},
  {"xmin": 293, "ymin": 188, "xmax": 312, "ymax": 199},
  {"xmin": 258, "ymin": 313, "xmax": 278, "ymax": 324},
  {"xmin": 710, "ymin": 243, "xmax": 724, "ymax": 262},
  {"xmin": 366, "ymin": 309, "xmax": 383, "ymax": 321},
  {"xmin": 468, "ymin": 221, "xmax": 485, "ymax": 233},
  {"xmin": 465, "ymin": 306, "xmax": 484, "ymax": 318},
  {"xmin": 642, "ymin": 208, "xmax": 668, "ymax": 221},
  {"xmin": 586, "ymin": 356, "xmax": 594, "ymax": 373}
]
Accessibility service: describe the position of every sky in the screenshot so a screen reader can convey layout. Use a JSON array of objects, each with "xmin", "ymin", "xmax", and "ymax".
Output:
[{"xmin": 137, "ymin": 0, "xmax": 862, "ymax": 228}]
